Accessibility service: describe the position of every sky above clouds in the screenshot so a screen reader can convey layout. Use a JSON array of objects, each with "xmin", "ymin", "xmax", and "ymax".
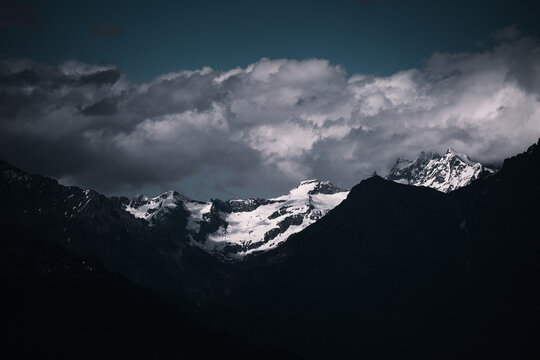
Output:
[
  {"xmin": 1, "ymin": 1, "xmax": 540, "ymax": 199},
  {"xmin": 2, "ymin": 0, "xmax": 540, "ymax": 81}
]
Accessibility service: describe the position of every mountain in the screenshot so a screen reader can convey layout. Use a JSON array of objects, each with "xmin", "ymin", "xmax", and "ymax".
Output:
[
  {"xmin": 0, "ymin": 239, "xmax": 298, "ymax": 360},
  {"xmin": 0, "ymin": 160, "xmax": 301, "ymax": 359},
  {"xmin": 124, "ymin": 147, "xmax": 488, "ymax": 262},
  {"xmin": 0, "ymin": 159, "xmax": 227, "ymax": 303},
  {"xmin": 2, "ymin": 140, "xmax": 539, "ymax": 359},
  {"xmin": 386, "ymin": 148, "xmax": 495, "ymax": 192},
  {"xmin": 124, "ymin": 179, "xmax": 348, "ymax": 260},
  {"xmin": 204, "ymin": 139, "xmax": 540, "ymax": 359}
]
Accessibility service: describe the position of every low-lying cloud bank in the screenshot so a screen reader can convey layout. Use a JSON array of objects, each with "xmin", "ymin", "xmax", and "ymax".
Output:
[{"xmin": 1, "ymin": 35, "xmax": 540, "ymax": 198}]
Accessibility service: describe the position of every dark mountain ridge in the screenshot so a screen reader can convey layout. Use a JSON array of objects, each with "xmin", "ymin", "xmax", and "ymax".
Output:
[
  {"xmin": 202, "ymin": 139, "xmax": 540, "ymax": 359},
  {"xmin": 0, "ymin": 160, "xmax": 299, "ymax": 359},
  {"xmin": 1, "ymin": 240, "xmax": 297, "ymax": 359},
  {"xmin": 0, "ymin": 159, "xmax": 228, "ymax": 304},
  {"xmin": 1, "ymin": 139, "xmax": 539, "ymax": 359}
]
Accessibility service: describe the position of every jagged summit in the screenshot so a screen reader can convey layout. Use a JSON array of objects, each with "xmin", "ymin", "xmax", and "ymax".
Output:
[
  {"xmin": 293, "ymin": 179, "xmax": 346, "ymax": 195},
  {"xmin": 124, "ymin": 179, "xmax": 349, "ymax": 260},
  {"xmin": 387, "ymin": 148, "xmax": 495, "ymax": 193},
  {"xmin": 124, "ymin": 190, "xmax": 198, "ymax": 225},
  {"xmin": 299, "ymin": 179, "xmax": 319, "ymax": 185},
  {"xmin": 445, "ymin": 148, "xmax": 477, "ymax": 166}
]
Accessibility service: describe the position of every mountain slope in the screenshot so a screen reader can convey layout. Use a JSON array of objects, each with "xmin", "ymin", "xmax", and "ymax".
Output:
[
  {"xmin": 0, "ymin": 160, "xmax": 226, "ymax": 303},
  {"xmin": 125, "ymin": 147, "xmax": 487, "ymax": 262},
  {"xmin": 387, "ymin": 148, "xmax": 494, "ymax": 192},
  {"xmin": 210, "ymin": 178, "xmax": 467, "ymax": 359},
  {"xmin": 206, "ymin": 139, "xmax": 540, "ymax": 359},
  {"xmin": 3, "ymin": 140, "xmax": 539, "ymax": 359},
  {"xmin": 0, "ymin": 160, "xmax": 301, "ymax": 359},
  {"xmin": 0, "ymin": 236, "xmax": 299, "ymax": 359},
  {"xmin": 125, "ymin": 179, "xmax": 348, "ymax": 260}
]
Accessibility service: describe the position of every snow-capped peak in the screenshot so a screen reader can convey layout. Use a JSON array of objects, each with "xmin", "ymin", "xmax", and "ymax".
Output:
[
  {"xmin": 124, "ymin": 179, "xmax": 349, "ymax": 260},
  {"xmin": 299, "ymin": 179, "xmax": 319, "ymax": 186},
  {"xmin": 292, "ymin": 179, "xmax": 345, "ymax": 196},
  {"xmin": 124, "ymin": 190, "xmax": 186, "ymax": 223},
  {"xmin": 387, "ymin": 149, "xmax": 495, "ymax": 193},
  {"xmin": 198, "ymin": 179, "xmax": 348, "ymax": 259},
  {"xmin": 444, "ymin": 148, "xmax": 477, "ymax": 167}
]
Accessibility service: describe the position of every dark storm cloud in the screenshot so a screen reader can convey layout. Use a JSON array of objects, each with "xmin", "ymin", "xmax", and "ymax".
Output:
[
  {"xmin": 126, "ymin": 69, "xmax": 227, "ymax": 118},
  {"xmin": 81, "ymin": 98, "xmax": 118, "ymax": 116},
  {"xmin": 79, "ymin": 68, "xmax": 122, "ymax": 85},
  {"xmin": 0, "ymin": 69, "xmax": 40, "ymax": 85},
  {"xmin": 90, "ymin": 22, "xmax": 124, "ymax": 38},
  {"xmin": 0, "ymin": 0, "xmax": 39, "ymax": 28},
  {"xmin": 1, "ymin": 35, "xmax": 540, "ymax": 197}
]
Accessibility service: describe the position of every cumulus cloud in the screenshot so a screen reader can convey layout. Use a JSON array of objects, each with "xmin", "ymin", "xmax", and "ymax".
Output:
[{"xmin": 1, "ymin": 35, "xmax": 540, "ymax": 198}]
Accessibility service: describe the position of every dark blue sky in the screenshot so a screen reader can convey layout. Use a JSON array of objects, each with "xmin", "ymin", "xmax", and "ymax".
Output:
[{"xmin": 2, "ymin": 0, "xmax": 539, "ymax": 81}]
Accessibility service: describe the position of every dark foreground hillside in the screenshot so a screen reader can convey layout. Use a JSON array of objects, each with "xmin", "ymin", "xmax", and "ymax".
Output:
[
  {"xmin": 206, "ymin": 139, "xmax": 540, "ymax": 359},
  {"xmin": 0, "ymin": 160, "xmax": 299, "ymax": 359},
  {"xmin": 1, "ymin": 140, "xmax": 539, "ymax": 359},
  {"xmin": 0, "ymin": 238, "xmax": 299, "ymax": 359}
]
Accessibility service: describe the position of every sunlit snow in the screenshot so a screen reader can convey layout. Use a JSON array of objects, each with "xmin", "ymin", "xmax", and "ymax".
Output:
[{"xmin": 125, "ymin": 179, "xmax": 348, "ymax": 260}]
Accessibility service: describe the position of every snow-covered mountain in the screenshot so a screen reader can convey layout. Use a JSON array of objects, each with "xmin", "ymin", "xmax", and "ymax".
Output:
[
  {"xmin": 125, "ymin": 179, "xmax": 348, "ymax": 260},
  {"xmin": 124, "ymin": 148, "xmax": 493, "ymax": 260},
  {"xmin": 386, "ymin": 148, "xmax": 495, "ymax": 192}
]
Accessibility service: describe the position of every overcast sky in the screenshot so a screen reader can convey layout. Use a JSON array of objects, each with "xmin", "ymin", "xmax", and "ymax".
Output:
[{"xmin": 1, "ymin": 0, "xmax": 540, "ymax": 199}]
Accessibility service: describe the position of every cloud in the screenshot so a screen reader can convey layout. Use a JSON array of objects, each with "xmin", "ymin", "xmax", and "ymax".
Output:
[
  {"xmin": 493, "ymin": 24, "xmax": 521, "ymax": 41},
  {"xmin": 81, "ymin": 97, "xmax": 118, "ymax": 116},
  {"xmin": 1, "ymin": 35, "xmax": 540, "ymax": 198},
  {"xmin": 90, "ymin": 22, "xmax": 124, "ymax": 38}
]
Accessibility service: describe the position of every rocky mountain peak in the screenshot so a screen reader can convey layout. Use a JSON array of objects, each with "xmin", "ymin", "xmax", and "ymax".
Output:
[
  {"xmin": 299, "ymin": 179, "xmax": 319, "ymax": 186},
  {"xmin": 124, "ymin": 179, "xmax": 349, "ymax": 261},
  {"xmin": 387, "ymin": 149, "xmax": 495, "ymax": 193},
  {"xmin": 293, "ymin": 179, "xmax": 345, "ymax": 195}
]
